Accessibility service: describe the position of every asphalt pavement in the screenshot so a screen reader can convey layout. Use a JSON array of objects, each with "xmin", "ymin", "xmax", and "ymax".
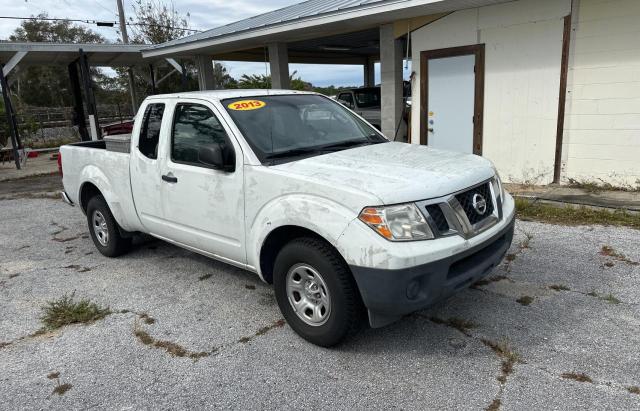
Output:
[{"xmin": 1, "ymin": 197, "xmax": 639, "ymax": 410}]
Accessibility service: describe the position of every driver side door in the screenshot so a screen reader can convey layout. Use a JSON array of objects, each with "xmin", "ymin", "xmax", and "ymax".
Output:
[{"xmin": 158, "ymin": 100, "xmax": 246, "ymax": 265}]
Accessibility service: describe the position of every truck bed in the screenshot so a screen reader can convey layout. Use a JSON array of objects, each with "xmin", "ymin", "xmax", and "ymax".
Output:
[{"xmin": 60, "ymin": 139, "xmax": 141, "ymax": 232}]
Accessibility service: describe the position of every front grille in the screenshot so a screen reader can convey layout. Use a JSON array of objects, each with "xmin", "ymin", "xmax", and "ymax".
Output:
[
  {"xmin": 455, "ymin": 183, "xmax": 494, "ymax": 225},
  {"xmin": 425, "ymin": 204, "xmax": 449, "ymax": 233}
]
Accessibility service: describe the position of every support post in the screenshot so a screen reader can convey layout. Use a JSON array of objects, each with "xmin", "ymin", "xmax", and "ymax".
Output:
[
  {"xmin": 268, "ymin": 42, "xmax": 290, "ymax": 89},
  {"xmin": 0, "ymin": 65, "xmax": 22, "ymax": 169},
  {"xmin": 149, "ymin": 64, "xmax": 156, "ymax": 94},
  {"xmin": 364, "ymin": 56, "xmax": 375, "ymax": 87},
  {"xmin": 78, "ymin": 49, "xmax": 101, "ymax": 140},
  {"xmin": 68, "ymin": 61, "xmax": 90, "ymax": 141},
  {"xmin": 379, "ymin": 24, "xmax": 404, "ymax": 140},
  {"xmin": 181, "ymin": 59, "xmax": 188, "ymax": 91},
  {"xmin": 195, "ymin": 55, "xmax": 215, "ymax": 90},
  {"xmin": 553, "ymin": 14, "xmax": 572, "ymax": 184}
]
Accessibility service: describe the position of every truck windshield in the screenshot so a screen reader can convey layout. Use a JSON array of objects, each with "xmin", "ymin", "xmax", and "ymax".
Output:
[{"xmin": 223, "ymin": 94, "xmax": 387, "ymax": 164}]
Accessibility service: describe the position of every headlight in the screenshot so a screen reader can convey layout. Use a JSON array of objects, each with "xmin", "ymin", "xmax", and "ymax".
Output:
[{"xmin": 358, "ymin": 203, "xmax": 434, "ymax": 241}]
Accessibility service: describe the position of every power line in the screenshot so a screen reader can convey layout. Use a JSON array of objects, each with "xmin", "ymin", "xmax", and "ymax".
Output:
[{"xmin": 0, "ymin": 16, "xmax": 202, "ymax": 32}]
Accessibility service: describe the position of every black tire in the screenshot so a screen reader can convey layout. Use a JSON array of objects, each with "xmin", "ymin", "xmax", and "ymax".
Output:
[
  {"xmin": 86, "ymin": 195, "xmax": 131, "ymax": 257},
  {"xmin": 273, "ymin": 237, "xmax": 363, "ymax": 347}
]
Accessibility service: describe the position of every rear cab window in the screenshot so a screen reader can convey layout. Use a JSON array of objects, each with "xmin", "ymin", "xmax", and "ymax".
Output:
[{"xmin": 138, "ymin": 103, "xmax": 165, "ymax": 159}]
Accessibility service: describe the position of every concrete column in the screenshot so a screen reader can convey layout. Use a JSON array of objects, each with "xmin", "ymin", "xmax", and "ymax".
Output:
[
  {"xmin": 268, "ymin": 42, "xmax": 290, "ymax": 89},
  {"xmin": 363, "ymin": 56, "xmax": 375, "ymax": 87},
  {"xmin": 379, "ymin": 24, "xmax": 403, "ymax": 140},
  {"xmin": 195, "ymin": 55, "xmax": 215, "ymax": 90}
]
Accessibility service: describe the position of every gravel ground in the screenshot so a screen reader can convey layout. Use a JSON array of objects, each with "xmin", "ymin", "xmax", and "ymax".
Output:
[{"xmin": 1, "ymin": 196, "xmax": 639, "ymax": 410}]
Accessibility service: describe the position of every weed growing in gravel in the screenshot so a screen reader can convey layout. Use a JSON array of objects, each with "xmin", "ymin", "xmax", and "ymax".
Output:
[
  {"xmin": 133, "ymin": 322, "xmax": 210, "ymax": 360},
  {"xmin": 600, "ymin": 245, "xmax": 639, "ymax": 266},
  {"xmin": 548, "ymin": 284, "xmax": 570, "ymax": 291},
  {"xmin": 481, "ymin": 339, "xmax": 522, "ymax": 384},
  {"xmin": 561, "ymin": 372, "xmax": 593, "ymax": 383},
  {"xmin": 485, "ymin": 398, "xmax": 501, "ymax": 411},
  {"xmin": 516, "ymin": 296, "xmax": 534, "ymax": 306},
  {"xmin": 40, "ymin": 293, "xmax": 111, "ymax": 330},
  {"xmin": 237, "ymin": 319, "xmax": 286, "ymax": 344},
  {"xmin": 502, "ymin": 231, "xmax": 533, "ymax": 272},
  {"xmin": 429, "ymin": 316, "xmax": 478, "ymax": 336},
  {"xmin": 47, "ymin": 371, "xmax": 72, "ymax": 395},
  {"xmin": 586, "ymin": 290, "xmax": 622, "ymax": 304},
  {"xmin": 139, "ymin": 314, "xmax": 155, "ymax": 324},
  {"xmin": 627, "ymin": 386, "xmax": 640, "ymax": 395},
  {"xmin": 515, "ymin": 198, "xmax": 640, "ymax": 230},
  {"xmin": 601, "ymin": 293, "xmax": 622, "ymax": 304}
]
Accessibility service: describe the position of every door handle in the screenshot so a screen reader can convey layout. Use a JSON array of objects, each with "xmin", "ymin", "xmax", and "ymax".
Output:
[{"xmin": 162, "ymin": 174, "xmax": 178, "ymax": 183}]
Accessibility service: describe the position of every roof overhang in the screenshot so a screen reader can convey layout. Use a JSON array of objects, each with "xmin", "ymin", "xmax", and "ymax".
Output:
[
  {"xmin": 142, "ymin": 0, "xmax": 511, "ymax": 59},
  {"xmin": 0, "ymin": 42, "xmax": 153, "ymax": 67}
]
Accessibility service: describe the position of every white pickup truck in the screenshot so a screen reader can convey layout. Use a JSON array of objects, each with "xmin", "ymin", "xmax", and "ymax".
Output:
[{"xmin": 60, "ymin": 90, "xmax": 515, "ymax": 346}]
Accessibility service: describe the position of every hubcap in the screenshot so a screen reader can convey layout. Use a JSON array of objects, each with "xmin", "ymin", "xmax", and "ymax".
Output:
[
  {"xmin": 285, "ymin": 263, "xmax": 331, "ymax": 326},
  {"xmin": 92, "ymin": 210, "xmax": 109, "ymax": 246}
]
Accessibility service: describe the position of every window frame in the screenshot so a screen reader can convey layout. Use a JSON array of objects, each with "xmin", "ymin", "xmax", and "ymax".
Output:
[
  {"xmin": 137, "ymin": 102, "xmax": 166, "ymax": 160},
  {"xmin": 169, "ymin": 102, "xmax": 236, "ymax": 171},
  {"xmin": 337, "ymin": 92, "xmax": 355, "ymax": 109}
]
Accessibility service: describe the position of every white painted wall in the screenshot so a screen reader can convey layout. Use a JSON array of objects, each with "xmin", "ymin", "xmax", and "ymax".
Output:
[
  {"xmin": 410, "ymin": 0, "xmax": 571, "ymax": 184},
  {"xmin": 562, "ymin": 0, "xmax": 640, "ymax": 187}
]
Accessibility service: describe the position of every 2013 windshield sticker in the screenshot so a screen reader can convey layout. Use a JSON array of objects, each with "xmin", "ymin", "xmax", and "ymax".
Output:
[{"xmin": 228, "ymin": 100, "xmax": 266, "ymax": 111}]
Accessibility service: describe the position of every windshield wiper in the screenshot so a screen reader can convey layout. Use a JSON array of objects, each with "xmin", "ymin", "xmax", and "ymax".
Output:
[
  {"xmin": 321, "ymin": 139, "xmax": 371, "ymax": 151},
  {"xmin": 264, "ymin": 147, "xmax": 322, "ymax": 162}
]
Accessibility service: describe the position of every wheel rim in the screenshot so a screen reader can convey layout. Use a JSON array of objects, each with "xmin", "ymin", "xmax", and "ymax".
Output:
[
  {"xmin": 286, "ymin": 263, "xmax": 331, "ymax": 326},
  {"xmin": 92, "ymin": 210, "xmax": 109, "ymax": 246}
]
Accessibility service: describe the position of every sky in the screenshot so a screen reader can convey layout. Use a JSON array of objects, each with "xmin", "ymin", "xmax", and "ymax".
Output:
[{"xmin": 0, "ymin": 0, "xmax": 405, "ymax": 87}]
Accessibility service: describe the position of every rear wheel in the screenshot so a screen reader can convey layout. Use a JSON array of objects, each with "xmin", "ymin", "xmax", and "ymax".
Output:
[
  {"xmin": 86, "ymin": 195, "xmax": 131, "ymax": 257},
  {"xmin": 273, "ymin": 237, "xmax": 362, "ymax": 347}
]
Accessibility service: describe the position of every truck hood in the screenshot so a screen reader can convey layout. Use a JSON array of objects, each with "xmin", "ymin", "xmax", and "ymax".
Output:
[{"xmin": 272, "ymin": 142, "xmax": 495, "ymax": 204}]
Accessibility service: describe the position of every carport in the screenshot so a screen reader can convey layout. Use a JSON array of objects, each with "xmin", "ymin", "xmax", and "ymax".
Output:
[
  {"xmin": 141, "ymin": 0, "xmax": 510, "ymax": 141},
  {"xmin": 0, "ymin": 42, "xmax": 184, "ymax": 169}
]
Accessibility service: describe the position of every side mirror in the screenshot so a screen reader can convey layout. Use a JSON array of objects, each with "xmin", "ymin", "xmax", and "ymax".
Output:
[{"xmin": 198, "ymin": 143, "xmax": 235, "ymax": 172}]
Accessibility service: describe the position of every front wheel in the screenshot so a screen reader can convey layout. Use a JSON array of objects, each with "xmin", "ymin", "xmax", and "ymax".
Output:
[
  {"xmin": 273, "ymin": 237, "xmax": 363, "ymax": 347},
  {"xmin": 86, "ymin": 195, "xmax": 131, "ymax": 257}
]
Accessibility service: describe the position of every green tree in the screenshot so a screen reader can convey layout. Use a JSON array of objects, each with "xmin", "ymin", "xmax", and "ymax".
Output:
[
  {"xmin": 118, "ymin": 0, "xmax": 200, "ymax": 97},
  {"xmin": 237, "ymin": 71, "xmax": 311, "ymax": 90},
  {"xmin": 9, "ymin": 14, "xmax": 105, "ymax": 107},
  {"xmin": 128, "ymin": 0, "xmax": 190, "ymax": 44}
]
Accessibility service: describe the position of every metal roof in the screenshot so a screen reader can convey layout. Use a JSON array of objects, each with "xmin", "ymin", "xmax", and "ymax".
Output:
[
  {"xmin": 146, "ymin": 0, "xmax": 391, "ymax": 50},
  {"xmin": 143, "ymin": 0, "xmax": 511, "ymax": 57}
]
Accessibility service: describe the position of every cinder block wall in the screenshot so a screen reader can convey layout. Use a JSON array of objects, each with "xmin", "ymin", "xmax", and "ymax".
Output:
[
  {"xmin": 562, "ymin": 0, "xmax": 640, "ymax": 187},
  {"xmin": 410, "ymin": 0, "xmax": 571, "ymax": 185}
]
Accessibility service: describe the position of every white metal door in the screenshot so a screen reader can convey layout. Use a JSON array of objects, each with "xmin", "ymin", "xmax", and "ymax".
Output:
[
  {"xmin": 130, "ymin": 102, "xmax": 170, "ymax": 235},
  {"xmin": 427, "ymin": 55, "xmax": 475, "ymax": 153},
  {"xmin": 159, "ymin": 100, "xmax": 246, "ymax": 264}
]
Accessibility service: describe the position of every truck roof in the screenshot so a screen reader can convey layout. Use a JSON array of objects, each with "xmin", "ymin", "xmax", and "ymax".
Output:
[{"xmin": 146, "ymin": 89, "xmax": 317, "ymax": 102}]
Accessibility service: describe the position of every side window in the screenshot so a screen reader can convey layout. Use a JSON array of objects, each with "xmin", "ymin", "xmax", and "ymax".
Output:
[
  {"xmin": 338, "ymin": 93, "xmax": 354, "ymax": 109},
  {"xmin": 171, "ymin": 103, "xmax": 233, "ymax": 167},
  {"xmin": 138, "ymin": 103, "xmax": 165, "ymax": 159}
]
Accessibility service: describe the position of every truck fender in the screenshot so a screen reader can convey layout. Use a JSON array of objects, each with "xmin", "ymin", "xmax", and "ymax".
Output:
[
  {"xmin": 77, "ymin": 164, "xmax": 136, "ymax": 232},
  {"xmin": 248, "ymin": 194, "xmax": 357, "ymax": 278}
]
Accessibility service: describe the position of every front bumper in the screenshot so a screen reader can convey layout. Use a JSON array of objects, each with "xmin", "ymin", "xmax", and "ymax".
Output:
[{"xmin": 350, "ymin": 213, "xmax": 515, "ymax": 328}]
